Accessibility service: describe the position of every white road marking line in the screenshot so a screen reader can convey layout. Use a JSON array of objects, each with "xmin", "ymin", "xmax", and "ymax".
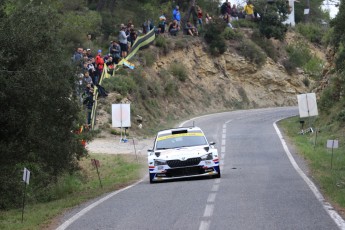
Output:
[
  {"xmin": 214, "ymin": 178, "xmax": 221, "ymax": 184},
  {"xmin": 211, "ymin": 184, "xmax": 219, "ymax": 192},
  {"xmin": 56, "ymin": 178, "xmax": 145, "ymax": 230},
  {"xmin": 203, "ymin": 204, "xmax": 214, "ymax": 217},
  {"xmin": 221, "ymin": 153, "xmax": 225, "ymax": 159},
  {"xmin": 225, "ymin": 119, "xmax": 232, "ymax": 124},
  {"xmin": 221, "ymin": 139, "xmax": 226, "ymax": 146},
  {"xmin": 222, "ymin": 133, "xmax": 226, "ymax": 139},
  {"xmin": 199, "ymin": 220, "xmax": 211, "ymax": 230},
  {"xmin": 274, "ymin": 121, "xmax": 345, "ymax": 230},
  {"xmin": 221, "ymin": 146, "xmax": 225, "ymax": 153},
  {"xmin": 207, "ymin": 193, "xmax": 217, "ymax": 203},
  {"xmin": 223, "ymin": 128, "xmax": 226, "ymax": 134}
]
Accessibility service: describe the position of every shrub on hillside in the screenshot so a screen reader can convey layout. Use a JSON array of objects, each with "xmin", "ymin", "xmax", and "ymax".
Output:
[
  {"xmin": 286, "ymin": 42, "xmax": 324, "ymax": 77},
  {"xmin": 142, "ymin": 50, "xmax": 156, "ymax": 67},
  {"xmin": 155, "ymin": 35, "xmax": 170, "ymax": 55},
  {"xmin": 222, "ymin": 27, "xmax": 243, "ymax": 41},
  {"xmin": 168, "ymin": 62, "xmax": 188, "ymax": 82},
  {"xmin": 204, "ymin": 20, "xmax": 227, "ymax": 56},
  {"xmin": 251, "ymin": 30, "xmax": 278, "ymax": 62},
  {"xmin": 102, "ymin": 75, "xmax": 137, "ymax": 95},
  {"xmin": 295, "ymin": 23, "xmax": 324, "ymax": 44},
  {"xmin": 282, "ymin": 59, "xmax": 297, "ymax": 75},
  {"xmin": 237, "ymin": 39, "xmax": 267, "ymax": 67},
  {"xmin": 231, "ymin": 19, "xmax": 257, "ymax": 29},
  {"xmin": 175, "ymin": 38, "xmax": 188, "ymax": 50}
]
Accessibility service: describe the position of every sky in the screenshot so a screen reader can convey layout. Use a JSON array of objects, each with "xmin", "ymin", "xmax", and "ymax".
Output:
[{"xmin": 322, "ymin": 0, "xmax": 339, "ymax": 18}]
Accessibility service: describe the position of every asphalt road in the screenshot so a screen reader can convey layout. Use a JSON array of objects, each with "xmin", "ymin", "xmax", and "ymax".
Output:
[{"xmin": 57, "ymin": 107, "xmax": 344, "ymax": 230}]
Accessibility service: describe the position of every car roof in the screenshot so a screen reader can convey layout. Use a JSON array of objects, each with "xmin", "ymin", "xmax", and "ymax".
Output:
[{"xmin": 157, "ymin": 126, "xmax": 203, "ymax": 136}]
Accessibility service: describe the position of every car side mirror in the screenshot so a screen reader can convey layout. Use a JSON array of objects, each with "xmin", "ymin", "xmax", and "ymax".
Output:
[
  {"xmin": 209, "ymin": 141, "xmax": 216, "ymax": 146},
  {"xmin": 147, "ymin": 149, "xmax": 154, "ymax": 156}
]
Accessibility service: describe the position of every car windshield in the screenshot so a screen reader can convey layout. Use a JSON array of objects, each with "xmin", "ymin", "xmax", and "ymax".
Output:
[{"xmin": 155, "ymin": 131, "xmax": 208, "ymax": 150}]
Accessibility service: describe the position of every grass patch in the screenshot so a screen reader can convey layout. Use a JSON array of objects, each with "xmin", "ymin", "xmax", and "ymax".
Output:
[
  {"xmin": 168, "ymin": 62, "xmax": 188, "ymax": 82},
  {"xmin": 0, "ymin": 154, "xmax": 145, "ymax": 230},
  {"xmin": 279, "ymin": 116, "xmax": 345, "ymax": 212}
]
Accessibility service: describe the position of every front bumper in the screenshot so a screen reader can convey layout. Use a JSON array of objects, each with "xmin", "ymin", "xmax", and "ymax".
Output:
[{"xmin": 149, "ymin": 165, "xmax": 220, "ymax": 182}]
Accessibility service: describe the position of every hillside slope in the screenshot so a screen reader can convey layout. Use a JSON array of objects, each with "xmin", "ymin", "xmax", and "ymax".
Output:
[{"xmin": 96, "ymin": 30, "xmax": 321, "ymax": 137}]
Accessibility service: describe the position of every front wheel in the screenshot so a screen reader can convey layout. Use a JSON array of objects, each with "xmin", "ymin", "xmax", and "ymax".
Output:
[
  {"xmin": 213, "ymin": 169, "xmax": 221, "ymax": 178},
  {"xmin": 149, "ymin": 173, "xmax": 155, "ymax": 184}
]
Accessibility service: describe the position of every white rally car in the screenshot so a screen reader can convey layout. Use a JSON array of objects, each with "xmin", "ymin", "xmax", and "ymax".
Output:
[{"xmin": 147, "ymin": 126, "xmax": 221, "ymax": 183}]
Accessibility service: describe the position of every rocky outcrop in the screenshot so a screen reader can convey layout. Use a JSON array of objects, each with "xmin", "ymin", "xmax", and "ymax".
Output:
[{"xmin": 152, "ymin": 37, "xmax": 309, "ymax": 110}]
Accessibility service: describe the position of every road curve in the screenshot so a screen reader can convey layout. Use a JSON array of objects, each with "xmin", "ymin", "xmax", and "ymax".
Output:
[{"xmin": 57, "ymin": 107, "xmax": 345, "ymax": 230}]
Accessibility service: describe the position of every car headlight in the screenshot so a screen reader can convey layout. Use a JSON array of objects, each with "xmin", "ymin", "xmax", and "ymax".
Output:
[
  {"xmin": 154, "ymin": 159, "xmax": 167, "ymax": 166},
  {"xmin": 201, "ymin": 153, "xmax": 213, "ymax": 160}
]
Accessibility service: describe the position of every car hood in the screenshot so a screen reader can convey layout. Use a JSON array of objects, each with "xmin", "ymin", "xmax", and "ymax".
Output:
[{"xmin": 155, "ymin": 146, "xmax": 208, "ymax": 160}]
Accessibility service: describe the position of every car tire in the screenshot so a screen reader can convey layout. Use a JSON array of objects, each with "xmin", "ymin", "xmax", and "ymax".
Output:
[
  {"xmin": 149, "ymin": 175, "xmax": 155, "ymax": 184},
  {"xmin": 213, "ymin": 169, "xmax": 221, "ymax": 178}
]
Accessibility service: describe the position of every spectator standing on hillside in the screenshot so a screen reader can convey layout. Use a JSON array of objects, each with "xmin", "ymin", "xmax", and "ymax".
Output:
[
  {"xmin": 231, "ymin": 4, "xmax": 239, "ymax": 21},
  {"xmin": 172, "ymin": 6, "xmax": 181, "ymax": 26},
  {"xmin": 243, "ymin": 1, "xmax": 254, "ymax": 20},
  {"xmin": 119, "ymin": 25, "xmax": 129, "ymax": 58},
  {"xmin": 109, "ymin": 40, "xmax": 121, "ymax": 63},
  {"xmin": 205, "ymin": 13, "xmax": 212, "ymax": 24},
  {"xmin": 95, "ymin": 50, "xmax": 104, "ymax": 77},
  {"xmin": 83, "ymin": 84, "xmax": 94, "ymax": 126},
  {"xmin": 197, "ymin": 6, "xmax": 203, "ymax": 29},
  {"xmin": 129, "ymin": 25, "xmax": 137, "ymax": 47},
  {"xmin": 83, "ymin": 71, "xmax": 93, "ymax": 87},
  {"xmin": 226, "ymin": 2, "xmax": 232, "ymax": 15},
  {"xmin": 86, "ymin": 48, "xmax": 93, "ymax": 58},
  {"xmin": 72, "ymin": 47, "xmax": 83, "ymax": 62},
  {"xmin": 158, "ymin": 13, "xmax": 167, "ymax": 34},
  {"xmin": 85, "ymin": 34, "xmax": 93, "ymax": 51},
  {"xmin": 185, "ymin": 21, "xmax": 198, "ymax": 36},
  {"xmin": 105, "ymin": 56, "xmax": 115, "ymax": 74},
  {"xmin": 87, "ymin": 57, "xmax": 98, "ymax": 85},
  {"xmin": 220, "ymin": 1, "xmax": 228, "ymax": 16},
  {"xmin": 224, "ymin": 13, "xmax": 234, "ymax": 29},
  {"xmin": 168, "ymin": 20, "xmax": 180, "ymax": 36}
]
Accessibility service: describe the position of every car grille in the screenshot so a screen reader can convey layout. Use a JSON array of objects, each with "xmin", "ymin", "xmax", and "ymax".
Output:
[
  {"xmin": 167, "ymin": 157, "xmax": 201, "ymax": 168},
  {"xmin": 166, "ymin": 166, "xmax": 204, "ymax": 177}
]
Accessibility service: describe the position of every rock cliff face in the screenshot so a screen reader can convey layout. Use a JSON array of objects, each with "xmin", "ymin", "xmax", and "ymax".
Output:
[{"xmin": 151, "ymin": 37, "xmax": 309, "ymax": 113}]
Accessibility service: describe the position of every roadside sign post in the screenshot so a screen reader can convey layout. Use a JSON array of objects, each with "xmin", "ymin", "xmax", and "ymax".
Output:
[
  {"xmin": 297, "ymin": 93, "xmax": 318, "ymax": 136},
  {"xmin": 111, "ymin": 104, "xmax": 131, "ymax": 143},
  {"xmin": 327, "ymin": 140, "xmax": 339, "ymax": 169},
  {"xmin": 91, "ymin": 159, "xmax": 102, "ymax": 188},
  {"xmin": 130, "ymin": 138, "xmax": 139, "ymax": 162},
  {"xmin": 22, "ymin": 168, "xmax": 30, "ymax": 222}
]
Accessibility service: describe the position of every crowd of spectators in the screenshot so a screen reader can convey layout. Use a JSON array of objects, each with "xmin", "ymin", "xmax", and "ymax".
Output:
[{"xmin": 72, "ymin": 1, "xmax": 258, "ymax": 126}]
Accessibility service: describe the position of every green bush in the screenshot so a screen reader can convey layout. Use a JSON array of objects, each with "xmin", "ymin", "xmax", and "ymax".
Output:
[
  {"xmin": 232, "ymin": 19, "xmax": 257, "ymax": 29},
  {"xmin": 168, "ymin": 62, "xmax": 188, "ymax": 82},
  {"xmin": 142, "ymin": 50, "xmax": 156, "ymax": 67},
  {"xmin": 304, "ymin": 57, "xmax": 324, "ymax": 79},
  {"xmin": 164, "ymin": 78, "xmax": 179, "ymax": 97},
  {"xmin": 302, "ymin": 77, "xmax": 310, "ymax": 87},
  {"xmin": 222, "ymin": 27, "xmax": 243, "ymax": 41},
  {"xmin": 282, "ymin": 59, "xmax": 297, "ymax": 75},
  {"xmin": 204, "ymin": 20, "xmax": 227, "ymax": 56},
  {"xmin": 286, "ymin": 42, "xmax": 324, "ymax": 77},
  {"xmin": 175, "ymin": 38, "xmax": 188, "ymax": 50},
  {"xmin": 295, "ymin": 23, "xmax": 325, "ymax": 44},
  {"xmin": 102, "ymin": 75, "xmax": 137, "ymax": 95},
  {"xmin": 237, "ymin": 39, "xmax": 267, "ymax": 67},
  {"xmin": 155, "ymin": 35, "xmax": 167, "ymax": 48},
  {"xmin": 251, "ymin": 30, "xmax": 278, "ymax": 62}
]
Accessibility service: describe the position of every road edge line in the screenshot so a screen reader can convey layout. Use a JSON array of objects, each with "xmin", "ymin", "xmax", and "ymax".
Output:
[
  {"xmin": 56, "ymin": 178, "xmax": 145, "ymax": 230},
  {"xmin": 273, "ymin": 120, "xmax": 345, "ymax": 230}
]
